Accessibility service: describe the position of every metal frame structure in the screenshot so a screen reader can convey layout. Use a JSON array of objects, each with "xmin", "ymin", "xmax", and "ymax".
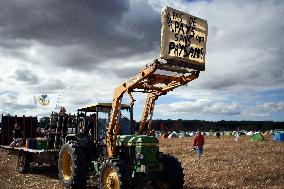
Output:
[
  {"xmin": 106, "ymin": 59, "xmax": 200, "ymax": 157},
  {"xmin": 77, "ymin": 103, "xmax": 131, "ymax": 144}
]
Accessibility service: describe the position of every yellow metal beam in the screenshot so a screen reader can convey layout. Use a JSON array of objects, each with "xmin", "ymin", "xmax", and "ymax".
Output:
[{"xmin": 106, "ymin": 60, "xmax": 200, "ymax": 158}]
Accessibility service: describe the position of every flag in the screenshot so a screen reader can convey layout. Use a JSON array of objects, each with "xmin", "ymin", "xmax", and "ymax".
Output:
[{"xmin": 34, "ymin": 94, "xmax": 60, "ymax": 109}]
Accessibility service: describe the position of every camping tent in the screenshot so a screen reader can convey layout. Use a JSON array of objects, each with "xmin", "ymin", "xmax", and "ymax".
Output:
[
  {"xmin": 178, "ymin": 131, "xmax": 185, "ymax": 138},
  {"xmin": 224, "ymin": 131, "xmax": 232, "ymax": 136},
  {"xmin": 186, "ymin": 132, "xmax": 194, "ymax": 137},
  {"xmin": 250, "ymin": 133, "xmax": 265, "ymax": 141},
  {"xmin": 161, "ymin": 133, "xmax": 169, "ymax": 139},
  {"xmin": 273, "ymin": 132, "xmax": 284, "ymax": 142},
  {"xmin": 168, "ymin": 133, "xmax": 179, "ymax": 138},
  {"xmin": 246, "ymin": 131, "xmax": 254, "ymax": 136}
]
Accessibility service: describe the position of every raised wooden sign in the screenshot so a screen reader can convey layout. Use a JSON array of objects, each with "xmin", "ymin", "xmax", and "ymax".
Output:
[{"xmin": 160, "ymin": 7, "xmax": 208, "ymax": 70}]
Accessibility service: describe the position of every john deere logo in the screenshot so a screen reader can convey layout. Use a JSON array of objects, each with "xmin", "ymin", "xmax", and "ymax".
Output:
[{"xmin": 37, "ymin": 95, "xmax": 50, "ymax": 106}]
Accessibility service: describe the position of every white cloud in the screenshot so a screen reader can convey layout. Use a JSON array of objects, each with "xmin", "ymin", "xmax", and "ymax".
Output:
[
  {"xmin": 241, "ymin": 101, "xmax": 284, "ymax": 120},
  {"xmin": 253, "ymin": 101, "xmax": 284, "ymax": 113},
  {"xmin": 156, "ymin": 99, "xmax": 240, "ymax": 116}
]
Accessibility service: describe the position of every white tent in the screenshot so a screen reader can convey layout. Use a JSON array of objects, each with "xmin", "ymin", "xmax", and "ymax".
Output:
[
  {"xmin": 178, "ymin": 131, "xmax": 185, "ymax": 138},
  {"xmin": 187, "ymin": 132, "xmax": 194, "ymax": 137},
  {"xmin": 246, "ymin": 131, "xmax": 254, "ymax": 136},
  {"xmin": 168, "ymin": 133, "xmax": 179, "ymax": 138}
]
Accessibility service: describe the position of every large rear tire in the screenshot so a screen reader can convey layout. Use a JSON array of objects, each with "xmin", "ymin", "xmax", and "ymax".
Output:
[
  {"xmin": 58, "ymin": 142, "xmax": 89, "ymax": 189},
  {"xmin": 153, "ymin": 154, "xmax": 184, "ymax": 189},
  {"xmin": 99, "ymin": 159, "xmax": 132, "ymax": 189}
]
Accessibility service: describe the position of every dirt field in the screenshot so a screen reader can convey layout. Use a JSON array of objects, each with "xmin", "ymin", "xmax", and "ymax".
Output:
[
  {"xmin": 160, "ymin": 136, "xmax": 284, "ymax": 188},
  {"xmin": 0, "ymin": 136, "xmax": 283, "ymax": 189}
]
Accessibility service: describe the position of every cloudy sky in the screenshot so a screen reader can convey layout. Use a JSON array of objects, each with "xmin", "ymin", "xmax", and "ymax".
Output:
[{"xmin": 0, "ymin": 0, "xmax": 283, "ymax": 121}]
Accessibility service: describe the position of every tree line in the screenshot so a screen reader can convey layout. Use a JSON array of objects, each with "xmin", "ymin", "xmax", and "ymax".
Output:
[
  {"xmin": 33, "ymin": 118, "xmax": 284, "ymax": 132},
  {"xmin": 142, "ymin": 119, "xmax": 284, "ymax": 132}
]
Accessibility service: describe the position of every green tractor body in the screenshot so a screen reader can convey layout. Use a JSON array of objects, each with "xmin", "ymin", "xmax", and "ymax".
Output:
[{"xmin": 116, "ymin": 135, "xmax": 162, "ymax": 173}]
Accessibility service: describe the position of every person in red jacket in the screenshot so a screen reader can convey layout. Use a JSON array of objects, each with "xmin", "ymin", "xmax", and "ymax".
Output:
[{"xmin": 193, "ymin": 130, "xmax": 205, "ymax": 159}]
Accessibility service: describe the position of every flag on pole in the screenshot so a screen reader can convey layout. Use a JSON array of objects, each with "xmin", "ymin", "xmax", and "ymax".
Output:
[{"xmin": 34, "ymin": 94, "xmax": 60, "ymax": 110}]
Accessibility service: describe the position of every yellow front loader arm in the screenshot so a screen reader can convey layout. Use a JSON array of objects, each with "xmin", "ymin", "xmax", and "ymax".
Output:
[{"xmin": 106, "ymin": 59, "xmax": 200, "ymax": 158}]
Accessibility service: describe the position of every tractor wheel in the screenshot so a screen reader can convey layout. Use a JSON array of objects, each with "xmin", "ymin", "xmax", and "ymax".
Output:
[
  {"xmin": 153, "ymin": 154, "xmax": 184, "ymax": 189},
  {"xmin": 58, "ymin": 142, "xmax": 89, "ymax": 189},
  {"xmin": 17, "ymin": 151, "xmax": 30, "ymax": 174},
  {"xmin": 99, "ymin": 159, "xmax": 132, "ymax": 189}
]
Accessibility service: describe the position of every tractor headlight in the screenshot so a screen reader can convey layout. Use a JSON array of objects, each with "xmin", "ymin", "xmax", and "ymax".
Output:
[{"xmin": 136, "ymin": 153, "xmax": 144, "ymax": 160}]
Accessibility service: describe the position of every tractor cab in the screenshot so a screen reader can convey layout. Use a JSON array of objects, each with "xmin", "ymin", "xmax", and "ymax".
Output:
[{"xmin": 66, "ymin": 103, "xmax": 134, "ymax": 145}]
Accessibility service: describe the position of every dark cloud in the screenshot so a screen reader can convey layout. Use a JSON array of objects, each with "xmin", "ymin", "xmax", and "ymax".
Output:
[
  {"xmin": 0, "ymin": 38, "xmax": 32, "ymax": 51},
  {"xmin": 0, "ymin": 92, "xmax": 35, "ymax": 115},
  {"xmin": 0, "ymin": 101, "xmax": 36, "ymax": 116},
  {"xmin": 14, "ymin": 69, "xmax": 39, "ymax": 84},
  {"xmin": 69, "ymin": 98, "xmax": 91, "ymax": 106},
  {"xmin": 34, "ymin": 79, "xmax": 66, "ymax": 92},
  {"xmin": 109, "ymin": 66, "xmax": 141, "ymax": 79},
  {"xmin": 196, "ymin": 54, "xmax": 284, "ymax": 90},
  {"xmin": 0, "ymin": 101, "xmax": 35, "ymax": 110},
  {"xmin": 0, "ymin": 0, "xmax": 161, "ymax": 71},
  {"xmin": 198, "ymin": 0, "xmax": 284, "ymax": 91},
  {"xmin": 0, "ymin": 91, "xmax": 18, "ymax": 100},
  {"xmin": 0, "ymin": 0, "xmax": 128, "ymax": 46}
]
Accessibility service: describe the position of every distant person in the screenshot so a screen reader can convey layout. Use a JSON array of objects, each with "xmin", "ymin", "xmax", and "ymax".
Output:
[
  {"xmin": 149, "ymin": 129, "xmax": 156, "ymax": 137},
  {"xmin": 85, "ymin": 114, "xmax": 96, "ymax": 136},
  {"xmin": 56, "ymin": 107, "xmax": 66, "ymax": 134},
  {"xmin": 78, "ymin": 118, "xmax": 85, "ymax": 134},
  {"xmin": 10, "ymin": 123, "xmax": 25, "ymax": 147},
  {"xmin": 55, "ymin": 107, "xmax": 67, "ymax": 148},
  {"xmin": 216, "ymin": 131, "xmax": 221, "ymax": 139},
  {"xmin": 235, "ymin": 128, "xmax": 240, "ymax": 142},
  {"xmin": 36, "ymin": 127, "xmax": 44, "ymax": 138},
  {"xmin": 192, "ymin": 130, "xmax": 205, "ymax": 160},
  {"xmin": 59, "ymin": 106, "xmax": 66, "ymax": 116},
  {"xmin": 59, "ymin": 107, "xmax": 68, "ymax": 133},
  {"xmin": 45, "ymin": 113, "xmax": 58, "ymax": 149},
  {"xmin": 44, "ymin": 113, "xmax": 57, "ymax": 132}
]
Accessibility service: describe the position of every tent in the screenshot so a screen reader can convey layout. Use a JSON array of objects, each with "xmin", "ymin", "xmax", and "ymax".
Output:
[
  {"xmin": 264, "ymin": 131, "xmax": 270, "ymax": 135},
  {"xmin": 250, "ymin": 133, "xmax": 265, "ymax": 141},
  {"xmin": 186, "ymin": 132, "xmax": 194, "ymax": 137},
  {"xmin": 168, "ymin": 133, "xmax": 179, "ymax": 138},
  {"xmin": 161, "ymin": 133, "xmax": 169, "ymax": 139},
  {"xmin": 246, "ymin": 131, "xmax": 254, "ymax": 136},
  {"xmin": 273, "ymin": 132, "xmax": 284, "ymax": 142},
  {"xmin": 178, "ymin": 131, "xmax": 185, "ymax": 138},
  {"xmin": 224, "ymin": 131, "xmax": 232, "ymax": 136}
]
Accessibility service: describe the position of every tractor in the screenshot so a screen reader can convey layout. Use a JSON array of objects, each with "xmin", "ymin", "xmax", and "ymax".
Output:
[{"xmin": 57, "ymin": 60, "xmax": 201, "ymax": 188}]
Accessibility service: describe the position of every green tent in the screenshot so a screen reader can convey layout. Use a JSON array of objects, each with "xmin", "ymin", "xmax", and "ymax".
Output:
[
  {"xmin": 224, "ymin": 131, "xmax": 232, "ymax": 136},
  {"xmin": 250, "ymin": 133, "xmax": 265, "ymax": 141},
  {"xmin": 224, "ymin": 132, "xmax": 230, "ymax": 136}
]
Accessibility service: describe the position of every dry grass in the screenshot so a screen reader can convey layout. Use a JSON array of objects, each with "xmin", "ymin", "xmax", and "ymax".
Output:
[
  {"xmin": 0, "ymin": 135, "xmax": 283, "ymax": 189},
  {"xmin": 160, "ymin": 136, "xmax": 284, "ymax": 188}
]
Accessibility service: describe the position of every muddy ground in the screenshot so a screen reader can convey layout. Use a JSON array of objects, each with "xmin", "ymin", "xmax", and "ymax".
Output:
[{"xmin": 0, "ymin": 135, "xmax": 283, "ymax": 189}]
